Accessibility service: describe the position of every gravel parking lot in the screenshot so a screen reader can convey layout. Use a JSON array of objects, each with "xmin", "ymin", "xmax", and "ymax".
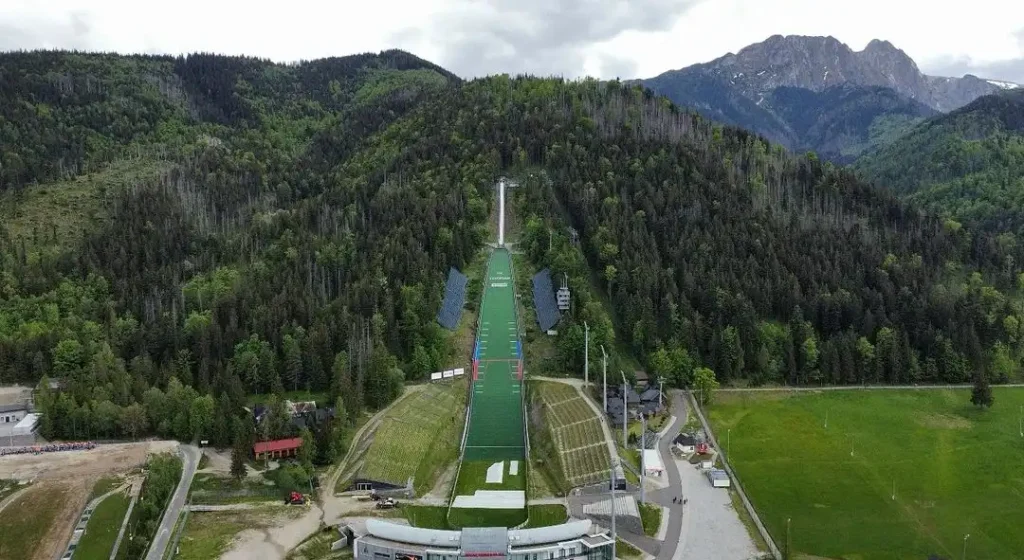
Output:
[{"xmin": 674, "ymin": 458, "xmax": 761, "ymax": 560}]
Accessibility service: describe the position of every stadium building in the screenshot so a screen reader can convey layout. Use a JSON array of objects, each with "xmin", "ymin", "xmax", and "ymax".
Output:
[{"xmin": 354, "ymin": 519, "xmax": 614, "ymax": 560}]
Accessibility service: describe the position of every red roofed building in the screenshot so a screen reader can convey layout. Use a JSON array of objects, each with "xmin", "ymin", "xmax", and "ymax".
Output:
[{"xmin": 253, "ymin": 437, "xmax": 302, "ymax": 460}]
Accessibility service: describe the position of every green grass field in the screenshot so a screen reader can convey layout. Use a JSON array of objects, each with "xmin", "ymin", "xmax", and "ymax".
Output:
[
  {"xmin": 448, "ymin": 508, "xmax": 527, "ymax": 529},
  {"xmin": 524, "ymin": 505, "xmax": 568, "ymax": 528},
  {"xmin": 533, "ymin": 382, "xmax": 611, "ymax": 486},
  {"xmin": 72, "ymin": 491, "xmax": 130, "ymax": 559},
  {"xmin": 707, "ymin": 388, "xmax": 1024, "ymax": 560},
  {"xmin": 638, "ymin": 503, "xmax": 662, "ymax": 537},
  {"xmin": 454, "ymin": 460, "xmax": 526, "ymax": 494},
  {"xmin": 0, "ymin": 483, "xmax": 70, "ymax": 560},
  {"xmin": 87, "ymin": 477, "xmax": 123, "ymax": 501},
  {"xmin": 359, "ymin": 380, "xmax": 467, "ymax": 488}
]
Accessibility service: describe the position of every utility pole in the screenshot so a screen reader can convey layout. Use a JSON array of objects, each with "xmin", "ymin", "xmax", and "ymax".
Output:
[
  {"xmin": 621, "ymin": 372, "xmax": 628, "ymax": 448},
  {"xmin": 727, "ymin": 428, "xmax": 731, "ymax": 459},
  {"xmin": 584, "ymin": 321, "xmax": 589, "ymax": 387},
  {"xmin": 658, "ymin": 377, "xmax": 663, "ymax": 409},
  {"xmin": 601, "ymin": 346, "xmax": 608, "ymax": 413}
]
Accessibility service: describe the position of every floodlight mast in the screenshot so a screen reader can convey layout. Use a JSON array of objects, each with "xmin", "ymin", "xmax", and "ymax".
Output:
[
  {"xmin": 601, "ymin": 346, "xmax": 608, "ymax": 413},
  {"xmin": 639, "ymin": 413, "xmax": 646, "ymax": 504},
  {"xmin": 584, "ymin": 321, "xmax": 589, "ymax": 386},
  {"xmin": 621, "ymin": 371, "xmax": 628, "ymax": 448}
]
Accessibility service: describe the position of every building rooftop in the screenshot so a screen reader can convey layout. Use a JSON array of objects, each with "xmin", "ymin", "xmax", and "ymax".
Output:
[
  {"xmin": 639, "ymin": 388, "xmax": 660, "ymax": 402},
  {"xmin": 674, "ymin": 433, "xmax": 696, "ymax": 446},
  {"xmin": 0, "ymin": 403, "xmax": 27, "ymax": 414},
  {"xmin": 462, "ymin": 527, "xmax": 508, "ymax": 555},
  {"xmin": 361, "ymin": 519, "xmax": 599, "ymax": 551},
  {"xmin": 708, "ymin": 469, "xmax": 729, "ymax": 482},
  {"xmin": 253, "ymin": 437, "xmax": 302, "ymax": 454}
]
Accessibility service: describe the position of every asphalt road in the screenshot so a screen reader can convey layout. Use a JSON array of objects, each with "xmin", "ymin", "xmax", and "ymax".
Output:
[
  {"xmin": 648, "ymin": 391, "xmax": 687, "ymax": 560},
  {"xmin": 145, "ymin": 443, "xmax": 200, "ymax": 560}
]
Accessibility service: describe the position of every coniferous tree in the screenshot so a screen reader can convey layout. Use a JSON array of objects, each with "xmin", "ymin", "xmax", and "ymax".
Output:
[{"xmin": 971, "ymin": 366, "xmax": 994, "ymax": 408}]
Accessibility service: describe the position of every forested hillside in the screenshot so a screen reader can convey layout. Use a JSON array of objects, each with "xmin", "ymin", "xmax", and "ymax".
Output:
[
  {"xmin": 0, "ymin": 50, "xmax": 468, "ymax": 449},
  {"xmin": 856, "ymin": 90, "xmax": 1024, "ymax": 251},
  {"xmin": 2, "ymin": 51, "xmax": 1023, "ymax": 452}
]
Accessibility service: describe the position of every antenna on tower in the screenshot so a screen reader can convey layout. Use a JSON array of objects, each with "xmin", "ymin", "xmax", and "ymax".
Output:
[{"xmin": 557, "ymin": 274, "xmax": 571, "ymax": 311}]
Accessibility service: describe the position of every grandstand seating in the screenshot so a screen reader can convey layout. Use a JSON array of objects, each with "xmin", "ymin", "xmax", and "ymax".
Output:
[
  {"xmin": 437, "ymin": 267, "xmax": 469, "ymax": 330},
  {"xmin": 532, "ymin": 268, "xmax": 561, "ymax": 331}
]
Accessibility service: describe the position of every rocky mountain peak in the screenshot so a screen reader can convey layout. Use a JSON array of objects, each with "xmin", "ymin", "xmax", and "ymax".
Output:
[{"xmin": 687, "ymin": 35, "xmax": 1006, "ymax": 111}]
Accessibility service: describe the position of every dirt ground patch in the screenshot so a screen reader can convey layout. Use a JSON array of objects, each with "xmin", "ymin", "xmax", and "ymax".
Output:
[
  {"xmin": 0, "ymin": 440, "xmax": 177, "ymax": 483},
  {"xmin": 198, "ymin": 448, "xmax": 261, "ymax": 478},
  {"xmin": 0, "ymin": 479, "xmax": 87, "ymax": 560},
  {"xmin": 221, "ymin": 504, "xmax": 323, "ymax": 560},
  {"xmin": 916, "ymin": 413, "xmax": 973, "ymax": 430},
  {"xmin": 176, "ymin": 507, "xmax": 305, "ymax": 559}
]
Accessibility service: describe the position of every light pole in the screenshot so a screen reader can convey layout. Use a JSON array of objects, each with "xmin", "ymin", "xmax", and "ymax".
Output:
[
  {"xmin": 727, "ymin": 429, "xmax": 731, "ymax": 459},
  {"xmin": 824, "ymin": 409, "xmax": 829, "ymax": 429},
  {"xmin": 621, "ymin": 372, "xmax": 628, "ymax": 449},
  {"xmin": 786, "ymin": 517, "xmax": 792, "ymax": 560},
  {"xmin": 601, "ymin": 346, "xmax": 608, "ymax": 413},
  {"xmin": 639, "ymin": 413, "xmax": 646, "ymax": 504},
  {"xmin": 962, "ymin": 533, "xmax": 970, "ymax": 560},
  {"xmin": 584, "ymin": 321, "xmax": 589, "ymax": 387}
]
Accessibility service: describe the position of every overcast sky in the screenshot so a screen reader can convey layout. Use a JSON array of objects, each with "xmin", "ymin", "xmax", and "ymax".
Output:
[{"xmin": 1, "ymin": 0, "xmax": 1022, "ymax": 82}]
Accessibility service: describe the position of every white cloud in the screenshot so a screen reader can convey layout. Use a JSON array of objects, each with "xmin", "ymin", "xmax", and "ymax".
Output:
[{"xmin": 0, "ymin": 0, "xmax": 1022, "ymax": 81}]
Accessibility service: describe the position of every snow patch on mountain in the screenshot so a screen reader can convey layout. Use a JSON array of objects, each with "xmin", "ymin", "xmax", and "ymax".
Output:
[{"xmin": 987, "ymin": 79, "xmax": 1020, "ymax": 90}]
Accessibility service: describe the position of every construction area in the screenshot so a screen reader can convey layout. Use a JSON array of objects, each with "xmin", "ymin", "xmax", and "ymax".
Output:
[{"xmin": 0, "ymin": 440, "xmax": 175, "ymax": 560}]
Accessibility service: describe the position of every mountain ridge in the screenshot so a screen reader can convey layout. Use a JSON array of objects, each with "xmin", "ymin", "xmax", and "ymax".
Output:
[
  {"xmin": 688, "ymin": 34, "xmax": 1016, "ymax": 111},
  {"xmin": 640, "ymin": 35, "xmax": 1018, "ymax": 161}
]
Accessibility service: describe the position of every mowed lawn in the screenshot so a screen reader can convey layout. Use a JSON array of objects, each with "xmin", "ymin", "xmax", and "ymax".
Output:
[
  {"xmin": 359, "ymin": 380, "xmax": 467, "ymax": 487},
  {"xmin": 707, "ymin": 388, "xmax": 1024, "ymax": 560},
  {"xmin": 72, "ymin": 491, "xmax": 130, "ymax": 559}
]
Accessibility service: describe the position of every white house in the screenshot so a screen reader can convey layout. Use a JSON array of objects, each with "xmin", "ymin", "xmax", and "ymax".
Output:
[
  {"xmin": 0, "ymin": 403, "xmax": 29, "ymax": 437},
  {"xmin": 673, "ymin": 433, "xmax": 696, "ymax": 454}
]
